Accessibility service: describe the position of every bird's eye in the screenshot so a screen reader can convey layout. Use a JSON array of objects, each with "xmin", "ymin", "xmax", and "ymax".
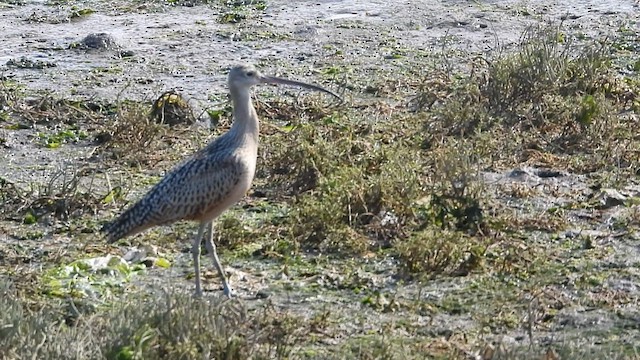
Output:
[{"xmin": 246, "ymin": 71, "xmax": 255, "ymax": 77}]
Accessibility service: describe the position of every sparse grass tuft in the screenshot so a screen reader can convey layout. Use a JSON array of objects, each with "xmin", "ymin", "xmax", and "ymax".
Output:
[
  {"xmin": 483, "ymin": 25, "xmax": 610, "ymax": 121},
  {"xmin": 0, "ymin": 281, "xmax": 319, "ymax": 360},
  {"xmin": 8, "ymin": 95, "xmax": 108, "ymax": 126},
  {"xmin": 97, "ymin": 100, "xmax": 187, "ymax": 167},
  {"xmin": 396, "ymin": 228, "xmax": 480, "ymax": 275},
  {"xmin": 0, "ymin": 166, "xmax": 110, "ymax": 224}
]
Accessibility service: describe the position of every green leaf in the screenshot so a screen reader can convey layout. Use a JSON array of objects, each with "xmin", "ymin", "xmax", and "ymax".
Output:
[
  {"xmin": 280, "ymin": 124, "xmax": 297, "ymax": 133},
  {"xmin": 113, "ymin": 346, "xmax": 134, "ymax": 360},
  {"xmin": 154, "ymin": 258, "xmax": 171, "ymax": 268},
  {"xmin": 102, "ymin": 186, "xmax": 123, "ymax": 204},
  {"xmin": 23, "ymin": 211, "xmax": 37, "ymax": 224}
]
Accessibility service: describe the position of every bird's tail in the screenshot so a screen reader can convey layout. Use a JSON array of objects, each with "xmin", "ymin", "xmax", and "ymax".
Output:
[{"xmin": 101, "ymin": 201, "xmax": 152, "ymax": 243}]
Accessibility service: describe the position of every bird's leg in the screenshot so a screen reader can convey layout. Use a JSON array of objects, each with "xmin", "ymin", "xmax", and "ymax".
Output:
[
  {"xmin": 192, "ymin": 223, "xmax": 207, "ymax": 297},
  {"xmin": 204, "ymin": 221, "xmax": 233, "ymax": 298}
]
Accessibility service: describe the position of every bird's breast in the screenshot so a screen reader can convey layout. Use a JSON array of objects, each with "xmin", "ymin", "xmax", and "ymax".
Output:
[
  {"xmin": 193, "ymin": 149, "xmax": 257, "ymax": 223},
  {"xmin": 237, "ymin": 146, "xmax": 257, "ymax": 187}
]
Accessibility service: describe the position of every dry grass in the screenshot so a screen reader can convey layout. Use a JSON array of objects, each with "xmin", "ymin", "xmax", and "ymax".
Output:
[
  {"xmin": 0, "ymin": 281, "xmax": 319, "ymax": 360},
  {"xmin": 0, "ymin": 166, "xmax": 110, "ymax": 225}
]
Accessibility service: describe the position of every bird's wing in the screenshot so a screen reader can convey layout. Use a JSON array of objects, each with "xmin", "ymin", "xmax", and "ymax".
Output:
[{"xmin": 141, "ymin": 153, "xmax": 245, "ymax": 225}]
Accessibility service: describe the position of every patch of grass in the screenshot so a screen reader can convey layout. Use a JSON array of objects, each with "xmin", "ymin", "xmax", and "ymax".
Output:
[
  {"xmin": 160, "ymin": 0, "xmax": 218, "ymax": 6},
  {"xmin": 6, "ymin": 57, "xmax": 56, "ymax": 69},
  {"xmin": 0, "ymin": 165, "xmax": 124, "ymax": 227},
  {"xmin": 392, "ymin": 139, "xmax": 489, "ymax": 276},
  {"xmin": 416, "ymin": 24, "xmax": 636, "ymax": 174},
  {"xmin": 69, "ymin": 7, "xmax": 94, "ymax": 19},
  {"xmin": 97, "ymin": 100, "xmax": 196, "ymax": 167},
  {"xmin": 0, "ymin": 281, "xmax": 328, "ymax": 359},
  {"xmin": 338, "ymin": 334, "xmax": 425, "ymax": 360},
  {"xmin": 396, "ymin": 229, "xmax": 483, "ymax": 276},
  {"xmin": 219, "ymin": 11, "xmax": 246, "ymax": 23},
  {"xmin": 0, "ymin": 88, "xmax": 193, "ymax": 172},
  {"xmin": 483, "ymin": 26, "xmax": 610, "ymax": 120},
  {"xmin": 39, "ymin": 255, "xmax": 148, "ymax": 299},
  {"xmin": 266, "ymin": 118, "xmax": 425, "ymax": 254},
  {"xmin": 217, "ymin": 0, "xmax": 267, "ymax": 24},
  {"xmin": 485, "ymin": 342, "xmax": 640, "ymax": 360},
  {"xmin": 6, "ymin": 95, "xmax": 109, "ymax": 126},
  {"xmin": 215, "ymin": 214, "xmax": 259, "ymax": 248}
]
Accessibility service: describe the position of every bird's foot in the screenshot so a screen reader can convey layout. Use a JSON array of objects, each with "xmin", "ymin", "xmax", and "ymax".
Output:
[{"xmin": 222, "ymin": 285, "xmax": 234, "ymax": 298}]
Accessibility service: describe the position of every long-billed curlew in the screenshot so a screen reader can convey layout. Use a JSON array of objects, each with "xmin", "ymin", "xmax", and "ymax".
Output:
[{"xmin": 102, "ymin": 64, "xmax": 341, "ymax": 297}]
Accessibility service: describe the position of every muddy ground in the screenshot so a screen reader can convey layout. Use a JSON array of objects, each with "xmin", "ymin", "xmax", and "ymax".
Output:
[{"xmin": 1, "ymin": 0, "xmax": 640, "ymax": 359}]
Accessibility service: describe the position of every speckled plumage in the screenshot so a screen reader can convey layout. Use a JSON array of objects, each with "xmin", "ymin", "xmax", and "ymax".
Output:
[
  {"xmin": 102, "ymin": 132, "xmax": 253, "ymax": 242},
  {"xmin": 101, "ymin": 64, "xmax": 341, "ymax": 298}
]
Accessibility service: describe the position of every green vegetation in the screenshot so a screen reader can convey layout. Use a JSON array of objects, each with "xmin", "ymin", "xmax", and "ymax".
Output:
[
  {"xmin": 218, "ymin": 0, "xmax": 268, "ymax": 24},
  {"xmin": 0, "ymin": 282, "xmax": 307, "ymax": 359},
  {"xmin": 37, "ymin": 127, "xmax": 88, "ymax": 148}
]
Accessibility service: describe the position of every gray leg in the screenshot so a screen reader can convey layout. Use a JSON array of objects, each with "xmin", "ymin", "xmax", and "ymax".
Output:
[
  {"xmin": 192, "ymin": 223, "xmax": 207, "ymax": 297},
  {"xmin": 204, "ymin": 221, "xmax": 233, "ymax": 297}
]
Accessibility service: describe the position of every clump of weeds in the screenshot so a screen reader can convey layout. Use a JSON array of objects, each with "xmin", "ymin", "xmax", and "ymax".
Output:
[
  {"xmin": 259, "ymin": 107, "xmax": 428, "ymax": 255},
  {"xmin": 0, "ymin": 166, "xmax": 119, "ymax": 225},
  {"xmin": 6, "ymin": 94, "xmax": 108, "ymax": 127},
  {"xmin": 418, "ymin": 24, "xmax": 637, "ymax": 174},
  {"xmin": 218, "ymin": 0, "xmax": 267, "ymax": 24},
  {"xmin": 397, "ymin": 141, "xmax": 489, "ymax": 277},
  {"xmin": 96, "ymin": 99, "xmax": 197, "ymax": 168}
]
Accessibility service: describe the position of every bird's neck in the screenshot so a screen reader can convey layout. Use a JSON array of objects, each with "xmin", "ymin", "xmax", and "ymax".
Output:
[{"xmin": 229, "ymin": 87, "xmax": 259, "ymax": 143}]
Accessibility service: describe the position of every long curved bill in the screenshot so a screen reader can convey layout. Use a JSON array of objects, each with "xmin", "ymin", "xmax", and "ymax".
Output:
[{"xmin": 262, "ymin": 76, "xmax": 343, "ymax": 102}]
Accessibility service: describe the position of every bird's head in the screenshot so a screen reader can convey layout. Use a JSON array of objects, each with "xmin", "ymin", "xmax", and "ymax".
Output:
[
  {"xmin": 228, "ymin": 64, "xmax": 263, "ymax": 88},
  {"xmin": 228, "ymin": 64, "xmax": 342, "ymax": 101}
]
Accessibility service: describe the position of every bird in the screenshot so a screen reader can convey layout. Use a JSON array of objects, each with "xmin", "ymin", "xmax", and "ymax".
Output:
[{"xmin": 101, "ymin": 64, "xmax": 341, "ymax": 298}]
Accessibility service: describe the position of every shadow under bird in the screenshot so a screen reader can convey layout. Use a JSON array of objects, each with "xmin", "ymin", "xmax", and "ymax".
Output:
[{"xmin": 101, "ymin": 64, "xmax": 341, "ymax": 297}]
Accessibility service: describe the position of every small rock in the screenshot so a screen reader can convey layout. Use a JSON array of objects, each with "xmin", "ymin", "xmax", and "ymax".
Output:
[
  {"xmin": 508, "ymin": 167, "xmax": 534, "ymax": 178},
  {"xmin": 141, "ymin": 244, "xmax": 159, "ymax": 257},
  {"xmin": 93, "ymin": 132, "xmax": 112, "ymax": 145},
  {"xmin": 150, "ymin": 90, "xmax": 195, "ymax": 126},
  {"xmin": 560, "ymin": 13, "xmax": 582, "ymax": 20},
  {"xmin": 509, "ymin": 167, "xmax": 565, "ymax": 179},
  {"xmin": 596, "ymin": 188, "xmax": 626, "ymax": 209},
  {"xmin": 6, "ymin": 56, "xmax": 56, "ymax": 69},
  {"xmin": 141, "ymin": 257, "xmax": 156, "ymax": 268},
  {"xmin": 80, "ymin": 33, "xmax": 117, "ymax": 50},
  {"xmin": 293, "ymin": 25, "xmax": 320, "ymax": 38},
  {"xmin": 535, "ymin": 168, "xmax": 565, "ymax": 178},
  {"xmin": 255, "ymin": 289, "xmax": 271, "ymax": 299},
  {"xmin": 119, "ymin": 50, "xmax": 135, "ymax": 58},
  {"xmin": 123, "ymin": 245, "xmax": 159, "ymax": 264},
  {"xmin": 79, "ymin": 255, "xmax": 126, "ymax": 272},
  {"xmin": 275, "ymin": 271, "xmax": 288, "ymax": 281},
  {"xmin": 481, "ymin": 344, "xmax": 495, "ymax": 360},
  {"xmin": 123, "ymin": 248, "xmax": 144, "ymax": 263},
  {"xmin": 499, "ymin": 335, "xmax": 518, "ymax": 345},
  {"xmin": 564, "ymin": 229, "xmax": 608, "ymax": 239}
]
